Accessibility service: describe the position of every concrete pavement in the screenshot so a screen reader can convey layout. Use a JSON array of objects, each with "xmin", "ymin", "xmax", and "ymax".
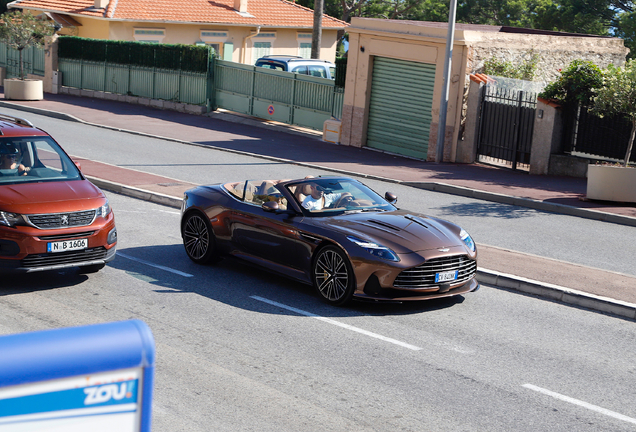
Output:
[{"xmin": 1, "ymin": 90, "xmax": 635, "ymax": 319}]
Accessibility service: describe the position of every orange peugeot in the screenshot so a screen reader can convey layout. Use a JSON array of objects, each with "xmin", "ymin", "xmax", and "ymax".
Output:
[{"xmin": 0, "ymin": 114, "xmax": 116, "ymax": 273}]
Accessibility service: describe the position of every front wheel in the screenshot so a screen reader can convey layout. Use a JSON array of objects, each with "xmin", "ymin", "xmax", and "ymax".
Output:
[
  {"xmin": 183, "ymin": 212, "xmax": 220, "ymax": 264},
  {"xmin": 312, "ymin": 246, "xmax": 355, "ymax": 306}
]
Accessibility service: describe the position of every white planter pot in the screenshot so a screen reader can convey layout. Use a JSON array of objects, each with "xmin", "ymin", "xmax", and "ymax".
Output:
[
  {"xmin": 587, "ymin": 164, "xmax": 636, "ymax": 203},
  {"xmin": 4, "ymin": 78, "xmax": 43, "ymax": 101}
]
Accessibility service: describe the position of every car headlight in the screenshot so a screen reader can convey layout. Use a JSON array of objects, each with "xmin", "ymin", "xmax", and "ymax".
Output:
[
  {"xmin": 98, "ymin": 200, "xmax": 111, "ymax": 218},
  {"xmin": 460, "ymin": 228, "xmax": 475, "ymax": 252},
  {"xmin": 347, "ymin": 236, "xmax": 399, "ymax": 262},
  {"xmin": 0, "ymin": 211, "xmax": 23, "ymax": 227}
]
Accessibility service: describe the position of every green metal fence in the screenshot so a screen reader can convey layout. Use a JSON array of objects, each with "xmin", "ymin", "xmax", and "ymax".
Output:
[
  {"xmin": 0, "ymin": 42, "xmax": 45, "ymax": 78},
  {"xmin": 214, "ymin": 59, "xmax": 344, "ymax": 130},
  {"xmin": 58, "ymin": 58, "xmax": 209, "ymax": 105},
  {"xmin": 54, "ymin": 53, "xmax": 343, "ymax": 131}
]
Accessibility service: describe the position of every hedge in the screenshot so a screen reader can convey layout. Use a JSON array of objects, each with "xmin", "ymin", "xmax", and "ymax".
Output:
[{"xmin": 58, "ymin": 36, "xmax": 211, "ymax": 72}]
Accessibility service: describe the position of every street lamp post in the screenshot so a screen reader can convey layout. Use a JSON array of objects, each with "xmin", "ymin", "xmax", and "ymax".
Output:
[{"xmin": 435, "ymin": 0, "xmax": 458, "ymax": 163}]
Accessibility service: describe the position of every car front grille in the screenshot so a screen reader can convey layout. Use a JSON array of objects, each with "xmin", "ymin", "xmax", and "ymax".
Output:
[
  {"xmin": 394, "ymin": 255, "xmax": 477, "ymax": 289},
  {"xmin": 22, "ymin": 247, "xmax": 108, "ymax": 268},
  {"xmin": 27, "ymin": 210, "xmax": 97, "ymax": 230},
  {"xmin": 37, "ymin": 231, "xmax": 95, "ymax": 241}
]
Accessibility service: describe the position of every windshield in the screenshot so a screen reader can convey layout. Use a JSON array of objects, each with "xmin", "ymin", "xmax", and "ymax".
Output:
[
  {"xmin": 0, "ymin": 137, "xmax": 82, "ymax": 186},
  {"xmin": 287, "ymin": 178, "xmax": 395, "ymax": 215}
]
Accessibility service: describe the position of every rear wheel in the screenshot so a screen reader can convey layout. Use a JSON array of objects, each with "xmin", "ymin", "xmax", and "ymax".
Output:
[
  {"xmin": 312, "ymin": 246, "xmax": 355, "ymax": 306},
  {"xmin": 183, "ymin": 212, "xmax": 220, "ymax": 264}
]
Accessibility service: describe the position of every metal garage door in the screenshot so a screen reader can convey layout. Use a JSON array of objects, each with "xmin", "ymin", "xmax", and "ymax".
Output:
[{"xmin": 366, "ymin": 57, "xmax": 436, "ymax": 159}]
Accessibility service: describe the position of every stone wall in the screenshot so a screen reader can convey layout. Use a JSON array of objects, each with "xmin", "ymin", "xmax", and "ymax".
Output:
[{"xmin": 466, "ymin": 32, "xmax": 629, "ymax": 86}]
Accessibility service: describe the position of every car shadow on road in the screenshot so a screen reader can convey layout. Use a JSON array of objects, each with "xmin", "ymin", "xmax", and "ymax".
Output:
[
  {"xmin": 109, "ymin": 244, "xmax": 467, "ymax": 318},
  {"xmin": 0, "ymin": 270, "xmax": 88, "ymax": 295}
]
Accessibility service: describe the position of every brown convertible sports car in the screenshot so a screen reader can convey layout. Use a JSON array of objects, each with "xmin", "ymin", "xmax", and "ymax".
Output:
[{"xmin": 180, "ymin": 176, "xmax": 478, "ymax": 305}]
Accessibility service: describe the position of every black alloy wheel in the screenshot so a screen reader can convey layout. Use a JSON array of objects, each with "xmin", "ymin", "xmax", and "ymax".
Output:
[
  {"xmin": 183, "ymin": 212, "xmax": 219, "ymax": 264},
  {"xmin": 313, "ymin": 246, "xmax": 355, "ymax": 306}
]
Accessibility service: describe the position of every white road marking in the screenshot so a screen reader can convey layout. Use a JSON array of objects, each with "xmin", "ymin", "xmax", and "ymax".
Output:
[
  {"xmin": 523, "ymin": 384, "xmax": 636, "ymax": 425},
  {"xmin": 118, "ymin": 252, "xmax": 193, "ymax": 277},
  {"xmin": 251, "ymin": 296, "xmax": 422, "ymax": 351}
]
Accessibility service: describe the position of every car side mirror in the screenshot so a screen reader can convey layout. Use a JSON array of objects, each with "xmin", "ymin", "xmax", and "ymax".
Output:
[
  {"xmin": 385, "ymin": 192, "xmax": 397, "ymax": 204},
  {"xmin": 262, "ymin": 201, "xmax": 279, "ymax": 212}
]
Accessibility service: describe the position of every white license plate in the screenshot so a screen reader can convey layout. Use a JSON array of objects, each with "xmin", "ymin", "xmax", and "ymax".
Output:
[
  {"xmin": 47, "ymin": 239, "xmax": 88, "ymax": 253},
  {"xmin": 435, "ymin": 270, "xmax": 458, "ymax": 283}
]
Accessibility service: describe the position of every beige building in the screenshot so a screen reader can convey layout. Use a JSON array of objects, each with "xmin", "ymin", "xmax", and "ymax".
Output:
[
  {"xmin": 8, "ymin": 0, "xmax": 347, "ymax": 63},
  {"xmin": 341, "ymin": 18, "xmax": 628, "ymax": 162}
]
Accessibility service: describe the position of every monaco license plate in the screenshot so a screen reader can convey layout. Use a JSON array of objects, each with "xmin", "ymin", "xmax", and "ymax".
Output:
[
  {"xmin": 47, "ymin": 239, "xmax": 88, "ymax": 253},
  {"xmin": 435, "ymin": 270, "xmax": 458, "ymax": 283}
]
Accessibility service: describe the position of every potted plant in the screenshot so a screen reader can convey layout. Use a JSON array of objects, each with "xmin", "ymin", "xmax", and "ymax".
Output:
[
  {"xmin": 586, "ymin": 59, "xmax": 636, "ymax": 203},
  {"xmin": 0, "ymin": 10, "xmax": 55, "ymax": 100}
]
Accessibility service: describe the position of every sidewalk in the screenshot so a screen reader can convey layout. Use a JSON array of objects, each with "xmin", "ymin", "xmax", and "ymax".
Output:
[{"xmin": 1, "ymin": 91, "xmax": 635, "ymax": 319}]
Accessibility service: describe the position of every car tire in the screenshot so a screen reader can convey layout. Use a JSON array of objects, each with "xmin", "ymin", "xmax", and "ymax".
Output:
[
  {"xmin": 312, "ymin": 245, "xmax": 355, "ymax": 306},
  {"xmin": 77, "ymin": 263, "xmax": 105, "ymax": 274},
  {"xmin": 183, "ymin": 212, "xmax": 220, "ymax": 265}
]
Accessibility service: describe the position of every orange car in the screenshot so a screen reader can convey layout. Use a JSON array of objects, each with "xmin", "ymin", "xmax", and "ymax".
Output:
[{"xmin": 0, "ymin": 114, "xmax": 116, "ymax": 273}]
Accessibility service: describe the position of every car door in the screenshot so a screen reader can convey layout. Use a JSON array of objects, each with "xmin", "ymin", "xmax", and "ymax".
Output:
[{"xmin": 229, "ymin": 184, "xmax": 306, "ymax": 271}]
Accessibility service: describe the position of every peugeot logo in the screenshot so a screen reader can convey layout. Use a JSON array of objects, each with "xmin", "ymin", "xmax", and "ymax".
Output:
[
  {"xmin": 60, "ymin": 214, "xmax": 69, "ymax": 226},
  {"xmin": 438, "ymin": 248, "xmax": 450, "ymax": 252}
]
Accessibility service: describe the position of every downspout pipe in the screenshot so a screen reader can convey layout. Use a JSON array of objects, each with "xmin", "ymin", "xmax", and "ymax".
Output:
[{"xmin": 242, "ymin": 26, "xmax": 261, "ymax": 64}]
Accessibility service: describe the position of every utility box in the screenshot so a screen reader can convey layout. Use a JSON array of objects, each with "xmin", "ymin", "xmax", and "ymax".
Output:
[
  {"xmin": 0, "ymin": 320, "xmax": 155, "ymax": 432},
  {"xmin": 51, "ymin": 71, "xmax": 61, "ymax": 94},
  {"xmin": 323, "ymin": 119, "xmax": 342, "ymax": 144}
]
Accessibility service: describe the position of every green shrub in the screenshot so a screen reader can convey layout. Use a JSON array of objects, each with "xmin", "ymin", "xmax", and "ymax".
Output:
[
  {"xmin": 58, "ymin": 36, "xmax": 211, "ymax": 72},
  {"xmin": 483, "ymin": 53, "xmax": 539, "ymax": 81},
  {"xmin": 538, "ymin": 60, "xmax": 602, "ymax": 106}
]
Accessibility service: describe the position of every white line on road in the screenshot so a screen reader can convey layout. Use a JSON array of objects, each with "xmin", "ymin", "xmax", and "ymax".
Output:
[
  {"xmin": 250, "ymin": 296, "xmax": 422, "ymax": 351},
  {"xmin": 118, "ymin": 252, "xmax": 193, "ymax": 277},
  {"xmin": 523, "ymin": 384, "xmax": 636, "ymax": 425}
]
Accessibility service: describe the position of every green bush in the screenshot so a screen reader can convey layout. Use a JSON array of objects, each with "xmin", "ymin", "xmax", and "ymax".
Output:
[
  {"xmin": 483, "ymin": 53, "xmax": 539, "ymax": 81},
  {"xmin": 58, "ymin": 36, "xmax": 211, "ymax": 72},
  {"xmin": 538, "ymin": 60, "xmax": 602, "ymax": 106}
]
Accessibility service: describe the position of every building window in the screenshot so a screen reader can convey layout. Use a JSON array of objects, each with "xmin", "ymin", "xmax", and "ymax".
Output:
[
  {"xmin": 251, "ymin": 32, "xmax": 276, "ymax": 63},
  {"xmin": 133, "ymin": 28, "xmax": 165, "ymax": 43},
  {"xmin": 253, "ymin": 42, "xmax": 271, "ymax": 61},
  {"xmin": 199, "ymin": 30, "xmax": 232, "ymax": 60},
  {"xmin": 297, "ymin": 33, "xmax": 312, "ymax": 58},
  {"xmin": 199, "ymin": 31, "xmax": 233, "ymax": 60}
]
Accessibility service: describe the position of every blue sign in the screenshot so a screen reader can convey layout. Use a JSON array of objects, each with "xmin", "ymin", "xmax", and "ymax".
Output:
[{"xmin": 0, "ymin": 320, "xmax": 155, "ymax": 432}]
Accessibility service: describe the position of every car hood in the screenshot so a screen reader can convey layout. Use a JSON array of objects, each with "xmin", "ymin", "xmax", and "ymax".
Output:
[
  {"xmin": 0, "ymin": 180, "xmax": 105, "ymax": 214},
  {"xmin": 311, "ymin": 210, "xmax": 464, "ymax": 254}
]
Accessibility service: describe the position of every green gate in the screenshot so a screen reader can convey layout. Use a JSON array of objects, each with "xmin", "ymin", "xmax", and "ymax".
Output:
[
  {"xmin": 366, "ymin": 57, "xmax": 436, "ymax": 159},
  {"xmin": 214, "ymin": 59, "xmax": 343, "ymax": 131}
]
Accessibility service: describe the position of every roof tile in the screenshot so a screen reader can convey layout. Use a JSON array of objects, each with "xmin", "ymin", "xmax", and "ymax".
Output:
[{"xmin": 12, "ymin": 0, "xmax": 348, "ymax": 28}]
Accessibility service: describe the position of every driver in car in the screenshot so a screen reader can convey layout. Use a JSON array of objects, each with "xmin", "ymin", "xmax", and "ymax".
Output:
[
  {"xmin": 302, "ymin": 183, "xmax": 346, "ymax": 211},
  {"xmin": 0, "ymin": 144, "xmax": 29, "ymax": 175}
]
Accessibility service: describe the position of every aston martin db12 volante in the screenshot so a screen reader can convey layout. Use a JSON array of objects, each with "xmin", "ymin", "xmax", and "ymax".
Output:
[{"xmin": 180, "ymin": 177, "xmax": 478, "ymax": 305}]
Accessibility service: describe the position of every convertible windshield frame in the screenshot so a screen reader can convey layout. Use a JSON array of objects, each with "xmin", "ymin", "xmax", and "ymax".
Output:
[{"xmin": 285, "ymin": 177, "xmax": 396, "ymax": 217}]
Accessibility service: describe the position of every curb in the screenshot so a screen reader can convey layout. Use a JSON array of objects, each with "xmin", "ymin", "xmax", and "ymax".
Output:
[
  {"xmin": 86, "ymin": 176, "xmax": 183, "ymax": 209},
  {"xmin": 477, "ymin": 269, "xmax": 636, "ymax": 320},
  {"xmin": 3, "ymin": 99, "xmax": 635, "ymax": 228}
]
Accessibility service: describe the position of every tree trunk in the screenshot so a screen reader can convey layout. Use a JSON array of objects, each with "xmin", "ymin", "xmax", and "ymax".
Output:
[
  {"xmin": 624, "ymin": 119, "xmax": 635, "ymax": 167},
  {"xmin": 311, "ymin": 0, "xmax": 324, "ymax": 59},
  {"xmin": 19, "ymin": 48, "xmax": 24, "ymax": 80}
]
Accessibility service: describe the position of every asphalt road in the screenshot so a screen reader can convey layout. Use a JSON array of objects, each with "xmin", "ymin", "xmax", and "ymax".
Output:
[
  {"xmin": 1, "ymin": 192, "xmax": 635, "ymax": 431},
  {"xmin": 8, "ymin": 106, "xmax": 635, "ymax": 277}
]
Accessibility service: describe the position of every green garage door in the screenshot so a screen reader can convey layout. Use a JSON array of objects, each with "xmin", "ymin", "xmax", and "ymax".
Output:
[{"xmin": 366, "ymin": 57, "xmax": 436, "ymax": 159}]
